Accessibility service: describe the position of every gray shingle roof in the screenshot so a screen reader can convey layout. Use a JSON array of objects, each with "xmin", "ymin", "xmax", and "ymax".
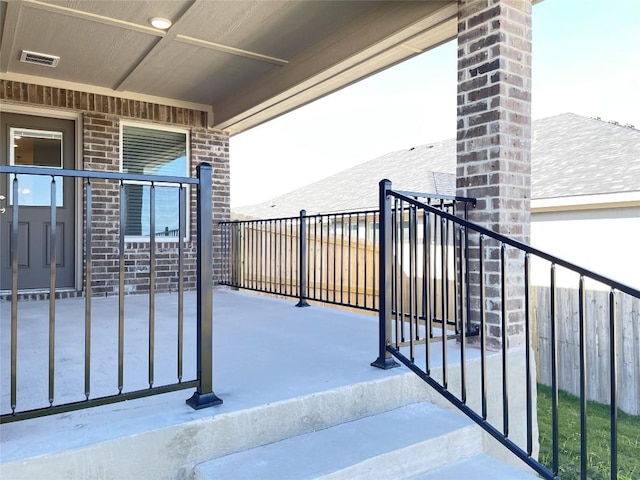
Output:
[
  {"xmin": 235, "ymin": 113, "xmax": 640, "ymax": 218},
  {"xmin": 531, "ymin": 114, "xmax": 639, "ymax": 199}
]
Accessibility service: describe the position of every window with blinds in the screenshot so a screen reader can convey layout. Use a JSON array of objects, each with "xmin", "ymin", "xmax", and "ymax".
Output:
[{"xmin": 121, "ymin": 124, "xmax": 189, "ymax": 239}]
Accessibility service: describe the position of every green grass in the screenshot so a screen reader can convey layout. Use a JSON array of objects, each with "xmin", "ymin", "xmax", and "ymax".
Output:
[{"xmin": 537, "ymin": 384, "xmax": 640, "ymax": 480}]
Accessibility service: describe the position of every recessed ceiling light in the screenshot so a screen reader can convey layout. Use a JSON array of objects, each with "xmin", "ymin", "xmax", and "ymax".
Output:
[{"xmin": 150, "ymin": 17, "xmax": 172, "ymax": 30}]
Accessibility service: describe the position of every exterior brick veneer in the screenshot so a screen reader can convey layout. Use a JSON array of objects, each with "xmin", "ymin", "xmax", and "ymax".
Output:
[
  {"xmin": 1, "ymin": 80, "xmax": 230, "ymax": 296},
  {"xmin": 456, "ymin": 0, "xmax": 532, "ymax": 348}
]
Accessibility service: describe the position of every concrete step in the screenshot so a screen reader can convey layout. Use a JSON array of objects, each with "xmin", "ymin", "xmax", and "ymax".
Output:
[
  {"xmin": 192, "ymin": 402, "xmax": 484, "ymax": 480},
  {"xmin": 409, "ymin": 453, "xmax": 539, "ymax": 480}
]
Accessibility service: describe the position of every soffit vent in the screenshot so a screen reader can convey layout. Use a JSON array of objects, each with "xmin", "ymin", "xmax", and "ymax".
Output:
[{"xmin": 20, "ymin": 50, "xmax": 60, "ymax": 67}]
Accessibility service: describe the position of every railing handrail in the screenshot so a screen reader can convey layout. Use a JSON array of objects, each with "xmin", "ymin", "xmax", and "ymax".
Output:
[
  {"xmin": 0, "ymin": 165, "xmax": 199, "ymax": 185},
  {"xmin": 220, "ymin": 215, "xmax": 300, "ymax": 225},
  {"xmin": 394, "ymin": 189, "xmax": 477, "ymax": 206},
  {"xmin": 390, "ymin": 189, "xmax": 640, "ymax": 298},
  {"xmin": 220, "ymin": 208, "xmax": 381, "ymax": 226}
]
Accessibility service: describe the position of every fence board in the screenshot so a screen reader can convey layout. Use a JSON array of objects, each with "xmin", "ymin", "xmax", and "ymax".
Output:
[{"xmin": 533, "ymin": 286, "xmax": 640, "ymax": 414}]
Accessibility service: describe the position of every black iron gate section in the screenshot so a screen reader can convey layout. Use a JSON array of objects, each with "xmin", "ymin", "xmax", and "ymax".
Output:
[{"xmin": 0, "ymin": 163, "xmax": 221, "ymax": 423}]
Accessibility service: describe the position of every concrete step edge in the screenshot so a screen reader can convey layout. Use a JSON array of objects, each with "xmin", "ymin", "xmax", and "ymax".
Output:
[
  {"xmin": 192, "ymin": 403, "xmax": 481, "ymax": 480},
  {"xmin": 319, "ymin": 424, "xmax": 482, "ymax": 480},
  {"xmin": 408, "ymin": 453, "xmax": 540, "ymax": 480}
]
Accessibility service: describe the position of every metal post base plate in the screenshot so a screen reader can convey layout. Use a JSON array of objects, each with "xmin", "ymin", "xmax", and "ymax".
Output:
[
  {"xmin": 295, "ymin": 299, "xmax": 310, "ymax": 307},
  {"xmin": 371, "ymin": 357, "xmax": 400, "ymax": 370},
  {"xmin": 186, "ymin": 391, "xmax": 223, "ymax": 410}
]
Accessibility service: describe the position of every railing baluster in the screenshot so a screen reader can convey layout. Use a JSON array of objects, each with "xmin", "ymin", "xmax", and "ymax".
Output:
[
  {"xmin": 550, "ymin": 263, "xmax": 559, "ymax": 477},
  {"xmin": 440, "ymin": 217, "xmax": 447, "ymax": 388},
  {"xmin": 347, "ymin": 214, "xmax": 352, "ymax": 306},
  {"xmin": 424, "ymin": 210, "xmax": 431, "ymax": 375},
  {"xmin": 252, "ymin": 221, "xmax": 256, "ymax": 290},
  {"xmin": 464, "ymin": 212, "xmax": 472, "ymax": 336},
  {"xmin": 319, "ymin": 217, "xmax": 324, "ymax": 301},
  {"xmin": 247, "ymin": 218, "xmax": 255, "ymax": 289},
  {"xmin": 458, "ymin": 225, "xmax": 466, "ymax": 403},
  {"xmin": 336, "ymin": 215, "xmax": 342, "ymax": 302},
  {"xmin": 48, "ymin": 176, "xmax": 57, "ymax": 405},
  {"xmin": 318, "ymin": 217, "xmax": 322, "ymax": 301},
  {"xmin": 118, "ymin": 180, "xmax": 126, "ymax": 394},
  {"xmin": 411, "ymin": 207, "xmax": 418, "ymax": 342},
  {"xmin": 525, "ymin": 253, "xmax": 532, "ymax": 455},
  {"xmin": 501, "ymin": 242, "xmax": 508, "ymax": 437},
  {"xmin": 609, "ymin": 289, "xmax": 618, "ymax": 480},
  {"xmin": 287, "ymin": 220, "xmax": 296, "ymax": 295},
  {"xmin": 277, "ymin": 220, "xmax": 281, "ymax": 295},
  {"xmin": 453, "ymin": 221, "xmax": 460, "ymax": 337},
  {"xmin": 480, "ymin": 233, "xmax": 487, "ymax": 419},
  {"xmin": 270, "ymin": 220, "xmax": 274, "ymax": 293},
  {"xmin": 271, "ymin": 220, "xmax": 274, "ymax": 292},
  {"xmin": 373, "ymin": 212, "xmax": 377, "ymax": 310},
  {"xmin": 261, "ymin": 220, "xmax": 265, "ymax": 291},
  {"xmin": 399, "ymin": 200, "xmax": 405, "ymax": 343},
  {"xmin": 431, "ymin": 208, "xmax": 438, "ymax": 339},
  {"xmin": 355, "ymin": 213, "xmax": 359, "ymax": 306},
  {"xmin": 408, "ymin": 205, "xmax": 415, "ymax": 362},
  {"xmin": 578, "ymin": 275, "xmax": 587, "ymax": 479},
  {"xmin": 279, "ymin": 219, "xmax": 283, "ymax": 293},
  {"xmin": 11, "ymin": 175, "xmax": 19, "ymax": 413},
  {"xmin": 178, "ymin": 185, "xmax": 185, "ymax": 382},
  {"xmin": 336, "ymin": 215, "xmax": 344, "ymax": 303},
  {"xmin": 363, "ymin": 213, "xmax": 368, "ymax": 309},
  {"xmin": 149, "ymin": 183, "xmax": 156, "ymax": 388},
  {"xmin": 392, "ymin": 201, "xmax": 399, "ymax": 346},
  {"xmin": 85, "ymin": 180, "xmax": 93, "ymax": 399}
]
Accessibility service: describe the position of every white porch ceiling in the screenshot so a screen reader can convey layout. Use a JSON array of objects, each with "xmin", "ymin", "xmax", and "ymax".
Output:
[{"xmin": 0, "ymin": 0, "xmax": 457, "ymax": 134}]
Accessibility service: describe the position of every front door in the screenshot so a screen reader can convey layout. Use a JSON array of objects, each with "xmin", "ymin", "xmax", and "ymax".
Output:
[{"xmin": 0, "ymin": 113, "xmax": 75, "ymax": 291}]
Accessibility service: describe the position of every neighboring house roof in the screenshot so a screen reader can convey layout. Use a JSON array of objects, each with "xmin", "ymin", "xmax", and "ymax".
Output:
[
  {"xmin": 234, "ymin": 113, "xmax": 640, "ymax": 218},
  {"xmin": 531, "ymin": 114, "xmax": 639, "ymax": 199}
]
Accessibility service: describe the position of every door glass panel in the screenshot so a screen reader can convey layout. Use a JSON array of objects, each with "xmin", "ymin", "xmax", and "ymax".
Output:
[{"xmin": 9, "ymin": 128, "xmax": 64, "ymax": 206}]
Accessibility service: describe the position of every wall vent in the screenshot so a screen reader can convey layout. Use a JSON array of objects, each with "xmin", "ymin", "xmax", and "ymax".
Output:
[{"xmin": 20, "ymin": 50, "xmax": 60, "ymax": 67}]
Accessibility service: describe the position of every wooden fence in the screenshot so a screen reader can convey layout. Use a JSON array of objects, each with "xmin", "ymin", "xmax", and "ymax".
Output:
[
  {"xmin": 531, "ymin": 286, "xmax": 640, "ymax": 415},
  {"xmin": 232, "ymin": 221, "xmax": 458, "ymax": 323}
]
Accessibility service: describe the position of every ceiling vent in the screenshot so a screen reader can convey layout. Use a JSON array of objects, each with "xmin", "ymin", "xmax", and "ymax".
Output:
[{"xmin": 20, "ymin": 50, "xmax": 60, "ymax": 67}]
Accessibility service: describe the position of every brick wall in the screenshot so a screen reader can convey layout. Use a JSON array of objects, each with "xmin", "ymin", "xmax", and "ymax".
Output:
[
  {"xmin": 1, "ymin": 80, "xmax": 230, "ymax": 296},
  {"xmin": 456, "ymin": 0, "xmax": 532, "ymax": 349}
]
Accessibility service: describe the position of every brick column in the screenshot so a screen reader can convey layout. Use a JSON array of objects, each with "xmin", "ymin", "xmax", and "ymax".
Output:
[{"xmin": 457, "ymin": 0, "xmax": 532, "ymax": 349}]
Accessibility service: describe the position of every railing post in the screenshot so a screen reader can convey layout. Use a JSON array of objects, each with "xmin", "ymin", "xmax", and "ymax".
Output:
[
  {"xmin": 371, "ymin": 179, "xmax": 399, "ymax": 369},
  {"xmin": 295, "ymin": 209, "xmax": 310, "ymax": 307},
  {"xmin": 187, "ymin": 163, "xmax": 223, "ymax": 410}
]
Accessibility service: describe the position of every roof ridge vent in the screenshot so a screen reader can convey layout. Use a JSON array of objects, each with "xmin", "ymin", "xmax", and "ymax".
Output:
[{"xmin": 20, "ymin": 50, "xmax": 60, "ymax": 67}]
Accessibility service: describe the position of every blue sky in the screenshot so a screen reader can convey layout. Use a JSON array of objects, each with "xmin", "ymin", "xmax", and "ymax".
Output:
[{"xmin": 230, "ymin": 0, "xmax": 640, "ymax": 207}]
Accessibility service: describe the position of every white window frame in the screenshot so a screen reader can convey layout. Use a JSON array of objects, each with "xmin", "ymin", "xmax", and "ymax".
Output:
[
  {"xmin": 119, "ymin": 121, "xmax": 191, "ymax": 242},
  {"xmin": 9, "ymin": 127, "xmax": 64, "ymax": 207}
]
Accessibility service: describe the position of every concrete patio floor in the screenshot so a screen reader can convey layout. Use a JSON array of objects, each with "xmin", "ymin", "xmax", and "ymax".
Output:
[{"xmin": 1, "ymin": 289, "xmax": 472, "ymax": 466}]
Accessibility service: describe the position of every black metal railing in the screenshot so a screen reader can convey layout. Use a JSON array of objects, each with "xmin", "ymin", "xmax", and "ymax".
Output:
[
  {"xmin": 0, "ymin": 163, "xmax": 221, "ymax": 423},
  {"xmin": 372, "ymin": 179, "xmax": 640, "ymax": 480},
  {"xmin": 220, "ymin": 195, "xmax": 475, "ymax": 313},
  {"xmin": 156, "ymin": 226, "xmax": 180, "ymax": 237}
]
